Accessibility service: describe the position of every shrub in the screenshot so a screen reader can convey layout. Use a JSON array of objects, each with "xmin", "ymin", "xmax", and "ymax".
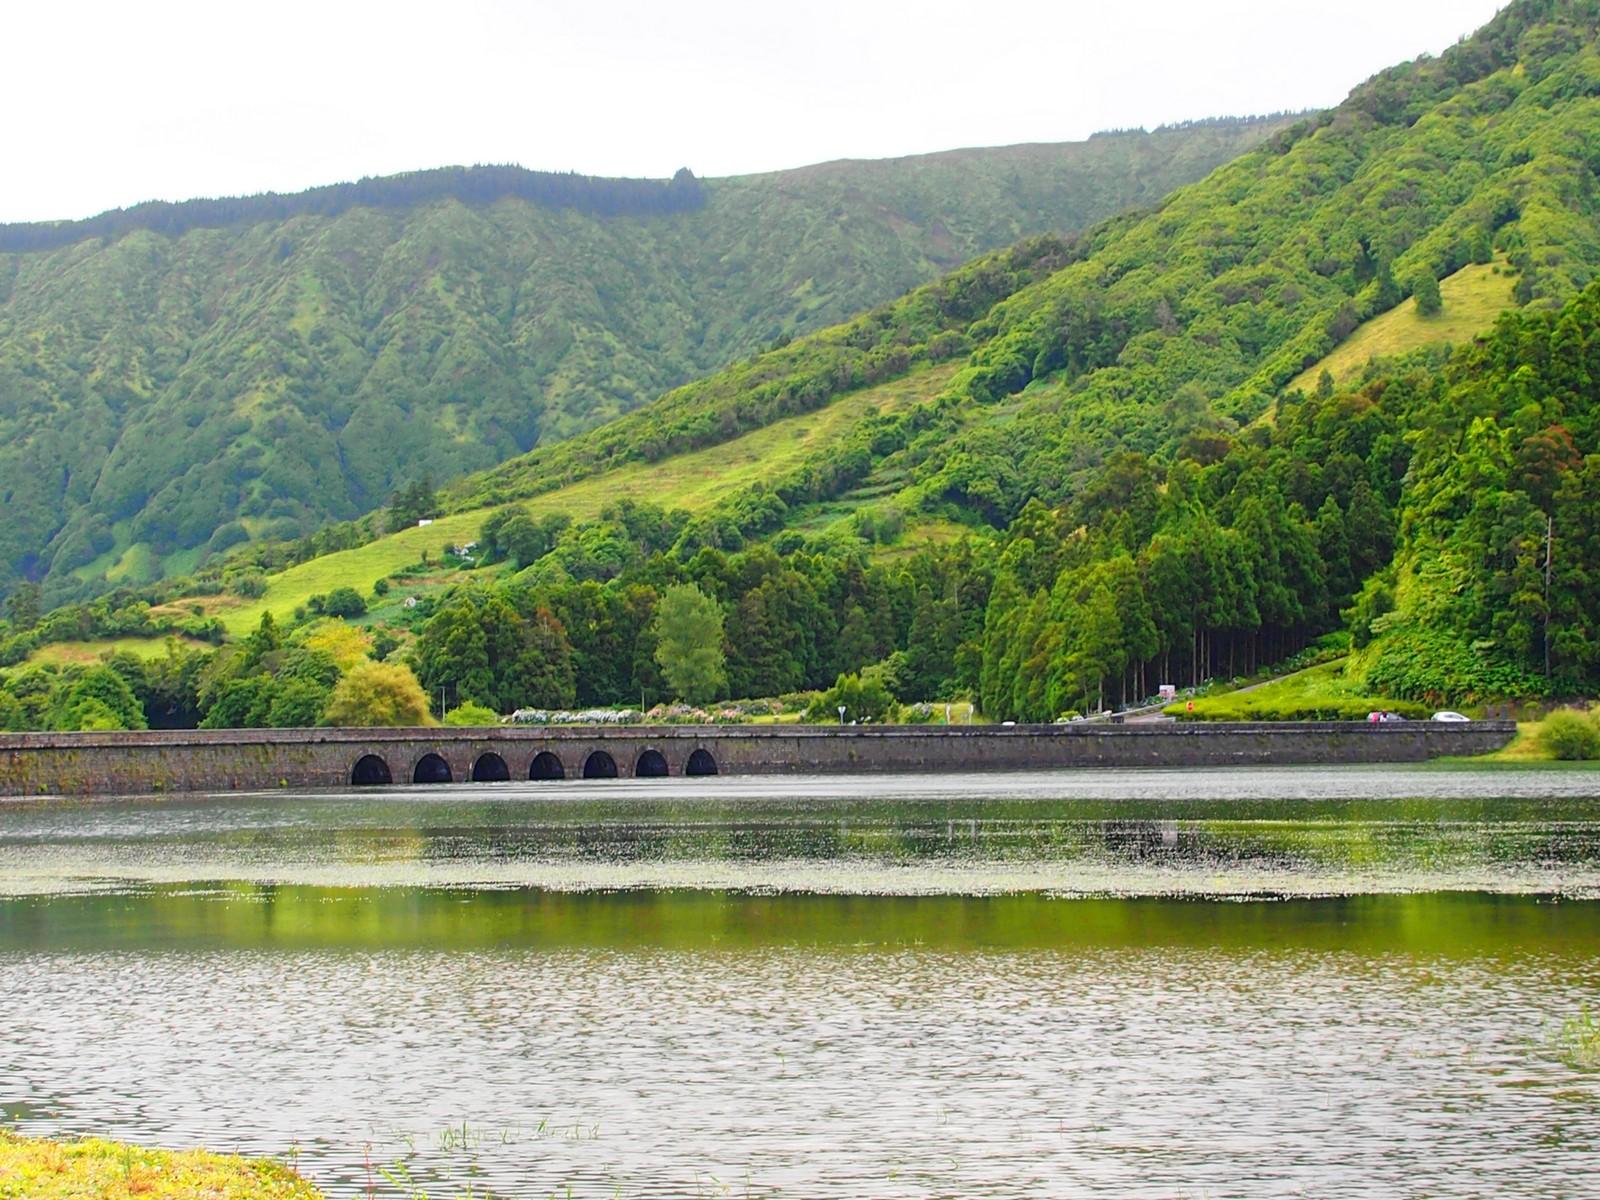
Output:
[
  {"xmin": 324, "ymin": 661, "xmax": 431, "ymax": 727},
  {"xmin": 264, "ymin": 677, "xmax": 332, "ymax": 728},
  {"xmin": 322, "ymin": 586, "xmax": 368, "ymax": 619},
  {"xmin": 231, "ymin": 572, "xmax": 268, "ymax": 599},
  {"xmin": 443, "ymin": 701, "xmax": 499, "ymax": 726},
  {"xmin": 805, "ymin": 668, "xmax": 897, "ymax": 723},
  {"xmin": 1540, "ymin": 708, "xmax": 1600, "ymax": 760}
]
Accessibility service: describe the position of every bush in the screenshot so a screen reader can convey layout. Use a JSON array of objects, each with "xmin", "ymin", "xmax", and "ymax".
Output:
[
  {"xmin": 1359, "ymin": 627, "xmax": 1546, "ymax": 704},
  {"xmin": 1540, "ymin": 708, "xmax": 1600, "ymax": 760},
  {"xmin": 322, "ymin": 587, "xmax": 367, "ymax": 619},
  {"xmin": 805, "ymin": 668, "xmax": 897, "ymax": 723},
  {"xmin": 324, "ymin": 661, "xmax": 431, "ymax": 727},
  {"xmin": 231, "ymin": 572, "xmax": 268, "ymax": 599},
  {"xmin": 264, "ymin": 677, "xmax": 332, "ymax": 728},
  {"xmin": 443, "ymin": 701, "xmax": 500, "ymax": 726}
]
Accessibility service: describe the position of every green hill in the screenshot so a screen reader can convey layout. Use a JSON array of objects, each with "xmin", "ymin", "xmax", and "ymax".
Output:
[
  {"xmin": 9, "ymin": 0, "xmax": 1600, "ymax": 733},
  {"xmin": 0, "ymin": 121, "xmax": 1290, "ymax": 606},
  {"xmin": 212, "ymin": 364, "xmax": 959, "ymax": 637},
  {"xmin": 424, "ymin": 2, "xmax": 1600, "ymax": 536},
  {"xmin": 189, "ymin": 0, "xmax": 1600, "ymax": 646}
]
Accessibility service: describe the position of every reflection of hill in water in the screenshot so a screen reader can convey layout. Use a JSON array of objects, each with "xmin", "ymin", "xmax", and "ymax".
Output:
[
  {"xmin": 2, "ymin": 768, "xmax": 1600, "ymax": 905},
  {"xmin": 2, "ymin": 886, "xmax": 1599, "ymax": 954}
]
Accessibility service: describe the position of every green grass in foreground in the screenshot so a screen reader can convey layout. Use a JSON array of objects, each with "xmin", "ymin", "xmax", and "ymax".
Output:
[
  {"xmin": 1166, "ymin": 659, "xmax": 1428, "ymax": 721},
  {"xmin": 0, "ymin": 1129, "xmax": 322, "ymax": 1199},
  {"xmin": 212, "ymin": 364, "xmax": 957, "ymax": 638},
  {"xmin": 1287, "ymin": 259, "xmax": 1515, "ymax": 394}
]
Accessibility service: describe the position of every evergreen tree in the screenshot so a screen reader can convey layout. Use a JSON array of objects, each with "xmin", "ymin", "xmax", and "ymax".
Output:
[
  {"xmin": 1374, "ymin": 258, "xmax": 1402, "ymax": 310},
  {"xmin": 5, "ymin": 583, "xmax": 40, "ymax": 632},
  {"xmin": 1413, "ymin": 269, "xmax": 1443, "ymax": 316}
]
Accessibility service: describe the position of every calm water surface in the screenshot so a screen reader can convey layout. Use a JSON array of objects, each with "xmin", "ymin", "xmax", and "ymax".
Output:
[{"xmin": 1, "ymin": 766, "xmax": 1598, "ymax": 1197}]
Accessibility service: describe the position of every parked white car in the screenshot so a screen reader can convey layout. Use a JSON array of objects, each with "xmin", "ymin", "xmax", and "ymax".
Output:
[{"xmin": 1431, "ymin": 711, "xmax": 1471, "ymax": 722}]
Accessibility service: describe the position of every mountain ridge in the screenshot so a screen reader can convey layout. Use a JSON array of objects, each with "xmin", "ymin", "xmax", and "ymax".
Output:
[{"xmin": 0, "ymin": 117, "xmax": 1295, "ymax": 605}]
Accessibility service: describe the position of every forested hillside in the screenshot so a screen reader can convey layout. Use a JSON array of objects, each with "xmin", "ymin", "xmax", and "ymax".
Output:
[
  {"xmin": 0, "ymin": 120, "xmax": 1288, "ymax": 605},
  {"xmin": 7, "ymin": 0, "xmax": 1600, "ymax": 734},
  {"xmin": 451, "ymin": 0, "xmax": 1600, "ymax": 521}
]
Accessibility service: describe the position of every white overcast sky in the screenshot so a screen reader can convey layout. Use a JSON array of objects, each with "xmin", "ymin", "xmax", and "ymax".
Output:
[{"xmin": 3, "ymin": 0, "xmax": 1507, "ymax": 223}]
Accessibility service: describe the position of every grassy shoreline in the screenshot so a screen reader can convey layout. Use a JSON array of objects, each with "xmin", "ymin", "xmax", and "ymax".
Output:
[{"xmin": 0, "ymin": 1129, "xmax": 323, "ymax": 1199}]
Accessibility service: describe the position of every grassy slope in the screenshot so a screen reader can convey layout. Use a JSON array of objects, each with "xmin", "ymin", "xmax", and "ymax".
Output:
[
  {"xmin": 218, "ymin": 365, "xmax": 957, "ymax": 635},
  {"xmin": 25, "ymin": 635, "xmax": 211, "ymax": 666},
  {"xmin": 0, "ymin": 1130, "xmax": 322, "ymax": 1200},
  {"xmin": 869, "ymin": 518, "xmax": 977, "ymax": 560},
  {"xmin": 1286, "ymin": 259, "xmax": 1515, "ymax": 393},
  {"xmin": 1165, "ymin": 660, "xmax": 1429, "ymax": 721}
]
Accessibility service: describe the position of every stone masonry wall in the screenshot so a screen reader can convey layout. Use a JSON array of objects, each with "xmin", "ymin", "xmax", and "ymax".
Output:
[{"xmin": 0, "ymin": 722, "xmax": 1518, "ymax": 798}]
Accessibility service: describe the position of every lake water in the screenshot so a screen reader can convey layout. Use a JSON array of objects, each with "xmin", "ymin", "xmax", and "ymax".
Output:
[{"xmin": 2, "ymin": 766, "xmax": 1598, "ymax": 1197}]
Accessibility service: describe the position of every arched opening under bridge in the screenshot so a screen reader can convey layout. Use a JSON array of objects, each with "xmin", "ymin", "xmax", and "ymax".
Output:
[
  {"xmin": 529, "ymin": 751, "xmax": 565, "ymax": 780},
  {"xmin": 635, "ymin": 748, "xmax": 669, "ymax": 777},
  {"xmin": 583, "ymin": 750, "xmax": 618, "ymax": 779},
  {"xmin": 472, "ymin": 752, "xmax": 510, "ymax": 782},
  {"xmin": 686, "ymin": 748, "xmax": 718, "ymax": 777},
  {"xmin": 351, "ymin": 754, "xmax": 392, "ymax": 786},
  {"xmin": 413, "ymin": 753, "xmax": 453, "ymax": 784}
]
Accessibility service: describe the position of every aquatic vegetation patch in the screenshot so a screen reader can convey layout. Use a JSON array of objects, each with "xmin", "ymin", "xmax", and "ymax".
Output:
[
  {"xmin": 1557, "ymin": 1008, "xmax": 1600, "ymax": 1071},
  {"xmin": 0, "ymin": 1128, "xmax": 323, "ymax": 1198}
]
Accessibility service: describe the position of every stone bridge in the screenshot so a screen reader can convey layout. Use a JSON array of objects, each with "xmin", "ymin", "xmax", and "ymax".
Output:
[{"xmin": 0, "ymin": 721, "xmax": 1518, "ymax": 798}]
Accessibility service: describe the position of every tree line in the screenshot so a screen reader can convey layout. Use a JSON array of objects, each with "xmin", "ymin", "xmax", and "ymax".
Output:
[{"xmin": 0, "ymin": 164, "xmax": 705, "ymax": 254}]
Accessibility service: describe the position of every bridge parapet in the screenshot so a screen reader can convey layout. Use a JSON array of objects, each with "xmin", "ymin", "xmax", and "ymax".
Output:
[{"xmin": 0, "ymin": 722, "xmax": 1518, "ymax": 798}]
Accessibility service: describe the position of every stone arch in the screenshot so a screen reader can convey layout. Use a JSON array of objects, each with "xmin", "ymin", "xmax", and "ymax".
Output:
[
  {"xmin": 635, "ymin": 748, "xmax": 670, "ymax": 778},
  {"xmin": 351, "ymin": 754, "xmax": 392, "ymax": 786},
  {"xmin": 529, "ymin": 751, "xmax": 566, "ymax": 781},
  {"xmin": 686, "ymin": 748, "xmax": 718, "ymax": 777},
  {"xmin": 413, "ymin": 752, "xmax": 453, "ymax": 784},
  {"xmin": 472, "ymin": 752, "xmax": 510, "ymax": 782},
  {"xmin": 582, "ymin": 750, "xmax": 618, "ymax": 779}
]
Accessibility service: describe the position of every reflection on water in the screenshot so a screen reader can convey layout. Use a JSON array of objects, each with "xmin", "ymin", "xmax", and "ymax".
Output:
[
  {"xmin": 0, "ymin": 768, "xmax": 1598, "ymax": 1198},
  {"xmin": 3, "ymin": 767, "xmax": 1600, "ymax": 897}
]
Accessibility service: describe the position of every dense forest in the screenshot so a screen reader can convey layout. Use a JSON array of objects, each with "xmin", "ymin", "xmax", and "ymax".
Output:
[
  {"xmin": 976, "ymin": 277, "xmax": 1600, "ymax": 718},
  {"xmin": 0, "ymin": 119, "xmax": 1288, "ymax": 608}
]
